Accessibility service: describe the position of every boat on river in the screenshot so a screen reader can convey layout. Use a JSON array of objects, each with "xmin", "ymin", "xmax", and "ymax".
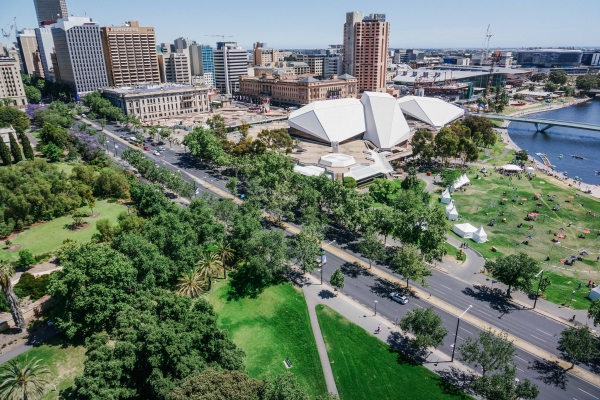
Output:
[
  {"xmin": 535, "ymin": 152, "xmax": 552, "ymax": 167},
  {"xmin": 570, "ymin": 154, "xmax": 585, "ymax": 160},
  {"xmin": 559, "ymin": 154, "xmax": 563, "ymax": 159}
]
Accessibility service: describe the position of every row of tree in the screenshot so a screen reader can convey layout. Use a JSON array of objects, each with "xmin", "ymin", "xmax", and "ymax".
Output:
[{"xmin": 0, "ymin": 106, "xmax": 35, "ymax": 165}]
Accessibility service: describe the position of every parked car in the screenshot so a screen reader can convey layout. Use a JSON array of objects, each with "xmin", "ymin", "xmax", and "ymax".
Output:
[
  {"xmin": 143, "ymin": 146, "xmax": 150, "ymax": 151},
  {"xmin": 151, "ymin": 142, "xmax": 158, "ymax": 146},
  {"xmin": 153, "ymin": 151, "xmax": 160, "ymax": 156},
  {"xmin": 389, "ymin": 292, "xmax": 408, "ymax": 304}
]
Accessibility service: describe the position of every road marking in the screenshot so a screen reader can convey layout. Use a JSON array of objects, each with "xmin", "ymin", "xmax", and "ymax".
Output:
[
  {"xmin": 579, "ymin": 388, "xmax": 599, "ymax": 399},
  {"xmin": 536, "ymin": 328, "xmax": 554, "ymax": 337},
  {"xmin": 432, "ymin": 288, "xmax": 446, "ymax": 295},
  {"xmin": 479, "ymin": 310, "xmax": 493, "ymax": 317},
  {"xmin": 440, "ymin": 284, "xmax": 452, "ymax": 290},
  {"xmin": 415, "ymin": 304, "xmax": 423, "ymax": 308},
  {"xmin": 515, "ymin": 356, "xmax": 529, "ymax": 362},
  {"xmin": 460, "ymin": 327, "xmax": 474, "ymax": 335},
  {"xmin": 530, "ymin": 334, "xmax": 547, "ymax": 343},
  {"xmin": 517, "ymin": 367, "xmax": 524, "ymax": 372}
]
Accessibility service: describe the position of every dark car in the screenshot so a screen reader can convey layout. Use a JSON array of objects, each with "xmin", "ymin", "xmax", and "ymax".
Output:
[{"xmin": 151, "ymin": 142, "xmax": 158, "ymax": 146}]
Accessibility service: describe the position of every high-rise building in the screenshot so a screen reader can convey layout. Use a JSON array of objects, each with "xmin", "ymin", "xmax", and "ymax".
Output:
[
  {"xmin": 174, "ymin": 37, "xmax": 188, "ymax": 51},
  {"xmin": 35, "ymin": 26, "xmax": 56, "ymax": 81},
  {"xmin": 253, "ymin": 42, "xmax": 279, "ymax": 66},
  {"xmin": 323, "ymin": 54, "xmax": 343, "ymax": 77},
  {"xmin": 33, "ymin": 0, "xmax": 68, "ymax": 27},
  {"xmin": 188, "ymin": 43, "xmax": 216, "ymax": 87},
  {"xmin": 343, "ymin": 12, "xmax": 389, "ymax": 92},
  {"xmin": 297, "ymin": 54, "xmax": 324, "ymax": 76},
  {"xmin": 100, "ymin": 21, "xmax": 161, "ymax": 87},
  {"xmin": 52, "ymin": 17, "xmax": 109, "ymax": 94},
  {"xmin": 17, "ymin": 29, "xmax": 44, "ymax": 78},
  {"xmin": 0, "ymin": 55, "xmax": 28, "ymax": 107},
  {"xmin": 159, "ymin": 52, "xmax": 191, "ymax": 84},
  {"xmin": 213, "ymin": 42, "xmax": 247, "ymax": 95}
]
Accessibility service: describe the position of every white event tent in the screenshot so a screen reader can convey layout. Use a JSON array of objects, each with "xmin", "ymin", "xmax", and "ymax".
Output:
[
  {"xmin": 441, "ymin": 187, "xmax": 452, "ymax": 204},
  {"xmin": 501, "ymin": 165, "xmax": 523, "ymax": 172},
  {"xmin": 446, "ymin": 202, "xmax": 459, "ymax": 221},
  {"xmin": 473, "ymin": 226, "xmax": 488, "ymax": 243},
  {"xmin": 453, "ymin": 174, "xmax": 471, "ymax": 190},
  {"xmin": 453, "ymin": 223, "xmax": 478, "ymax": 239},
  {"xmin": 396, "ymin": 96, "xmax": 464, "ymax": 129}
]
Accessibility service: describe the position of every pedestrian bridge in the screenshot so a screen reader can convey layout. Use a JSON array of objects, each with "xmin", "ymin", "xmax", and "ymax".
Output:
[{"xmin": 481, "ymin": 114, "xmax": 600, "ymax": 133}]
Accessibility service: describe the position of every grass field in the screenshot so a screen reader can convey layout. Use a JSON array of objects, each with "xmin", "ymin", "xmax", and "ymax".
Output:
[
  {"xmin": 484, "ymin": 150, "xmax": 516, "ymax": 166},
  {"xmin": 55, "ymin": 163, "xmax": 75, "ymax": 175},
  {"xmin": 316, "ymin": 305, "xmax": 472, "ymax": 400},
  {"xmin": 0, "ymin": 336, "xmax": 87, "ymax": 399},
  {"xmin": 207, "ymin": 281, "xmax": 327, "ymax": 398},
  {"xmin": 539, "ymin": 271, "xmax": 595, "ymax": 310},
  {"xmin": 2, "ymin": 201, "xmax": 127, "ymax": 261}
]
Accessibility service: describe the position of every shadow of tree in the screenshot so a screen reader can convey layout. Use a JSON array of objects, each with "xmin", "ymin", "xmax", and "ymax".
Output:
[
  {"xmin": 434, "ymin": 366, "xmax": 476, "ymax": 396},
  {"xmin": 386, "ymin": 331, "xmax": 425, "ymax": 365},
  {"xmin": 340, "ymin": 261, "xmax": 372, "ymax": 279},
  {"xmin": 317, "ymin": 289, "xmax": 336, "ymax": 299},
  {"xmin": 369, "ymin": 277, "xmax": 402, "ymax": 298},
  {"xmin": 529, "ymin": 359, "xmax": 569, "ymax": 390},
  {"xmin": 461, "ymin": 286, "xmax": 521, "ymax": 316}
]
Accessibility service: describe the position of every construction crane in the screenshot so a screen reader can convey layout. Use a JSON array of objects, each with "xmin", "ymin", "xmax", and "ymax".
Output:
[
  {"xmin": 2, "ymin": 17, "xmax": 17, "ymax": 45},
  {"xmin": 484, "ymin": 49, "xmax": 501, "ymax": 98},
  {"xmin": 205, "ymin": 34, "xmax": 234, "ymax": 96},
  {"xmin": 481, "ymin": 24, "xmax": 493, "ymax": 59}
]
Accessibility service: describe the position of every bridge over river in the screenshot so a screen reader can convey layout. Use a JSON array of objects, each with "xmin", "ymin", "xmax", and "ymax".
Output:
[{"xmin": 480, "ymin": 114, "xmax": 600, "ymax": 133}]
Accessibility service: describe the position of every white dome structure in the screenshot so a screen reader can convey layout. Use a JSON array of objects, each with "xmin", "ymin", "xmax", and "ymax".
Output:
[
  {"xmin": 288, "ymin": 92, "xmax": 410, "ymax": 150},
  {"xmin": 288, "ymin": 99, "xmax": 365, "ymax": 143},
  {"xmin": 396, "ymin": 96, "xmax": 464, "ymax": 129},
  {"xmin": 360, "ymin": 92, "xmax": 411, "ymax": 149}
]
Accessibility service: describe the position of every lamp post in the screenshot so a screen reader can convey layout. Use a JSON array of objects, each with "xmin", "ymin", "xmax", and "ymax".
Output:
[
  {"xmin": 533, "ymin": 269, "xmax": 544, "ymax": 309},
  {"xmin": 374, "ymin": 300, "xmax": 378, "ymax": 316},
  {"xmin": 451, "ymin": 305, "xmax": 472, "ymax": 362}
]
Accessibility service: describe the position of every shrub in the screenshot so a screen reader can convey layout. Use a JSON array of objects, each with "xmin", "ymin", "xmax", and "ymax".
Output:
[
  {"xmin": 14, "ymin": 273, "xmax": 50, "ymax": 301},
  {"xmin": 343, "ymin": 176, "xmax": 357, "ymax": 189},
  {"xmin": 16, "ymin": 249, "xmax": 36, "ymax": 270},
  {"xmin": 34, "ymin": 252, "xmax": 53, "ymax": 263}
]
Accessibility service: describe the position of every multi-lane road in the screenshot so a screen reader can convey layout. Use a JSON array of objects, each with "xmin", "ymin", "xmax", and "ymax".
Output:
[{"xmin": 97, "ymin": 120, "xmax": 600, "ymax": 399}]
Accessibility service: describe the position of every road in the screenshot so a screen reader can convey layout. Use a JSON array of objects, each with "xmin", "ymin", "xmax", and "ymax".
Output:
[{"xmin": 95, "ymin": 120, "xmax": 600, "ymax": 398}]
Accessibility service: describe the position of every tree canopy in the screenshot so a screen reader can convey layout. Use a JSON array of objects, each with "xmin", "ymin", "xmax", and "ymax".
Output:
[{"xmin": 485, "ymin": 253, "xmax": 539, "ymax": 297}]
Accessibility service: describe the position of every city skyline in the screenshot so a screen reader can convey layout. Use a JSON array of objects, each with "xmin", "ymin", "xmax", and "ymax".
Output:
[{"xmin": 3, "ymin": 0, "xmax": 600, "ymax": 50}]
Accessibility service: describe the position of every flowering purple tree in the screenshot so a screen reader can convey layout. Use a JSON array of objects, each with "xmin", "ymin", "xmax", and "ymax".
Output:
[
  {"xmin": 71, "ymin": 131, "xmax": 102, "ymax": 161},
  {"xmin": 24, "ymin": 104, "xmax": 46, "ymax": 119}
]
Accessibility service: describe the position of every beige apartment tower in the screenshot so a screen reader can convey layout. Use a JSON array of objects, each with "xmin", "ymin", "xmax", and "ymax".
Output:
[
  {"xmin": 343, "ymin": 12, "xmax": 389, "ymax": 93},
  {"xmin": 101, "ymin": 21, "xmax": 161, "ymax": 87},
  {"xmin": 0, "ymin": 56, "xmax": 28, "ymax": 108}
]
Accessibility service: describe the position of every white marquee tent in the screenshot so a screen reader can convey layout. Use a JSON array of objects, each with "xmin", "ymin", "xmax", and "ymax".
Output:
[
  {"xmin": 453, "ymin": 174, "xmax": 470, "ymax": 190},
  {"xmin": 525, "ymin": 167, "xmax": 535, "ymax": 174},
  {"xmin": 396, "ymin": 96, "xmax": 464, "ymax": 129},
  {"xmin": 453, "ymin": 223, "xmax": 478, "ymax": 239},
  {"xmin": 441, "ymin": 188, "xmax": 452, "ymax": 204},
  {"xmin": 446, "ymin": 204, "xmax": 459, "ymax": 221},
  {"xmin": 473, "ymin": 226, "xmax": 488, "ymax": 243},
  {"xmin": 501, "ymin": 165, "xmax": 523, "ymax": 171}
]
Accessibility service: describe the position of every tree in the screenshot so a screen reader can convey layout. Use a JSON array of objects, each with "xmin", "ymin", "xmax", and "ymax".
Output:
[
  {"xmin": 485, "ymin": 252, "xmax": 539, "ymax": 297},
  {"xmin": 544, "ymin": 82, "xmax": 558, "ymax": 92},
  {"xmin": 530, "ymin": 73, "xmax": 547, "ymax": 82},
  {"xmin": 289, "ymin": 225, "xmax": 322, "ymax": 273},
  {"xmin": 176, "ymin": 270, "xmax": 205, "ymax": 298},
  {"xmin": 207, "ymin": 114, "xmax": 227, "ymax": 140},
  {"xmin": 463, "ymin": 115, "xmax": 495, "ymax": 147},
  {"xmin": 549, "ymin": 70, "xmax": 568, "ymax": 85},
  {"xmin": 471, "ymin": 365, "xmax": 539, "ymax": 400},
  {"xmin": 559, "ymin": 85, "xmax": 575, "ymax": 96},
  {"xmin": 434, "ymin": 127, "xmax": 459, "ymax": 164},
  {"xmin": 576, "ymin": 73, "xmax": 600, "ymax": 92},
  {"xmin": 411, "ymin": 128, "xmax": 435, "ymax": 162},
  {"xmin": 215, "ymin": 241, "xmax": 235, "ymax": 279},
  {"xmin": 171, "ymin": 369, "xmax": 264, "ymax": 400},
  {"xmin": 0, "ymin": 137, "xmax": 12, "ymax": 165},
  {"xmin": 401, "ymin": 167, "xmax": 421, "ymax": 191},
  {"xmin": 557, "ymin": 325, "xmax": 599, "ymax": 369},
  {"xmin": 0, "ymin": 356, "xmax": 50, "ymax": 400},
  {"xmin": 18, "ymin": 133, "xmax": 34, "ymax": 160},
  {"xmin": 261, "ymin": 372, "xmax": 310, "ymax": 400},
  {"xmin": 400, "ymin": 306, "xmax": 448, "ymax": 352},
  {"xmin": 258, "ymin": 129, "xmax": 293, "ymax": 152},
  {"xmin": 330, "ymin": 269, "xmax": 345, "ymax": 295},
  {"xmin": 16, "ymin": 250, "xmax": 36, "ymax": 270},
  {"xmin": 357, "ymin": 230, "xmax": 385, "ymax": 268},
  {"xmin": 196, "ymin": 252, "xmax": 222, "ymax": 291},
  {"xmin": 369, "ymin": 178, "xmax": 399, "ymax": 204},
  {"xmin": 390, "ymin": 244, "xmax": 431, "ymax": 288},
  {"xmin": 457, "ymin": 137, "xmax": 478, "ymax": 166},
  {"xmin": 0, "ymin": 261, "xmax": 25, "ymax": 330},
  {"xmin": 588, "ymin": 299, "xmax": 600, "ymax": 327},
  {"xmin": 515, "ymin": 149, "xmax": 528, "ymax": 162},
  {"xmin": 42, "ymin": 143, "xmax": 62, "ymax": 162},
  {"xmin": 459, "ymin": 328, "xmax": 516, "ymax": 376},
  {"xmin": 343, "ymin": 176, "xmax": 356, "ymax": 189},
  {"xmin": 7, "ymin": 132, "xmax": 22, "ymax": 163},
  {"xmin": 71, "ymin": 210, "xmax": 88, "ymax": 228},
  {"xmin": 441, "ymin": 169, "xmax": 461, "ymax": 189},
  {"xmin": 0, "ymin": 106, "xmax": 30, "ymax": 134},
  {"xmin": 226, "ymin": 177, "xmax": 239, "ymax": 197},
  {"xmin": 94, "ymin": 218, "xmax": 116, "ymax": 243},
  {"xmin": 538, "ymin": 276, "xmax": 551, "ymax": 297},
  {"xmin": 39, "ymin": 123, "xmax": 69, "ymax": 148},
  {"xmin": 239, "ymin": 120, "xmax": 251, "ymax": 139},
  {"xmin": 24, "ymin": 85, "xmax": 42, "ymax": 104}
]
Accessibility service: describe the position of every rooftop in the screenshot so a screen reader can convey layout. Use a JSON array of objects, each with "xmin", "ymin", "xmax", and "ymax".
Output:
[{"xmin": 103, "ymin": 83, "xmax": 207, "ymax": 95}]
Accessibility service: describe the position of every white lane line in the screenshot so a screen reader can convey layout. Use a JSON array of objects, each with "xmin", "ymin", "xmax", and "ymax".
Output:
[
  {"xmin": 535, "ymin": 328, "xmax": 554, "ymax": 337},
  {"xmin": 440, "ymin": 284, "xmax": 452, "ymax": 290},
  {"xmin": 479, "ymin": 310, "xmax": 493, "ymax": 317},
  {"xmin": 530, "ymin": 334, "xmax": 547, "ymax": 343},
  {"xmin": 460, "ymin": 327, "xmax": 475, "ymax": 335},
  {"xmin": 415, "ymin": 304, "xmax": 424, "ymax": 308},
  {"xmin": 432, "ymin": 288, "xmax": 446, "ymax": 295},
  {"xmin": 579, "ymin": 388, "xmax": 599, "ymax": 399},
  {"xmin": 515, "ymin": 356, "xmax": 529, "ymax": 362},
  {"xmin": 517, "ymin": 367, "xmax": 524, "ymax": 372}
]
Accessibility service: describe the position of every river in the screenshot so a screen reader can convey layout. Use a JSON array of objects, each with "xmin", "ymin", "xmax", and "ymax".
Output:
[{"xmin": 507, "ymin": 98, "xmax": 600, "ymax": 185}]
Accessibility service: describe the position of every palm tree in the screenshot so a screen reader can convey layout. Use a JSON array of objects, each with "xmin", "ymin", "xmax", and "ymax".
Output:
[
  {"xmin": 176, "ymin": 270, "xmax": 205, "ymax": 298},
  {"xmin": 0, "ymin": 261, "xmax": 25, "ymax": 330},
  {"xmin": 0, "ymin": 356, "xmax": 50, "ymax": 400},
  {"xmin": 196, "ymin": 252, "xmax": 222, "ymax": 291},
  {"xmin": 215, "ymin": 242, "xmax": 235, "ymax": 279}
]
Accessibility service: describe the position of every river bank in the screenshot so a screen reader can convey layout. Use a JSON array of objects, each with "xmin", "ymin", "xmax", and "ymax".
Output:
[{"xmin": 494, "ymin": 97, "xmax": 600, "ymax": 199}]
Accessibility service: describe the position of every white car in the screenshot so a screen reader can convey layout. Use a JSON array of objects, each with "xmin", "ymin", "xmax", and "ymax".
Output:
[
  {"xmin": 153, "ymin": 151, "xmax": 160, "ymax": 156},
  {"xmin": 389, "ymin": 292, "xmax": 409, "ymax": 304}
]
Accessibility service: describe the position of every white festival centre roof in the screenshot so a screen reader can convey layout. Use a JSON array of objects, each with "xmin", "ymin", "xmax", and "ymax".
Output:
[
  {"xmin": 361, "ymin": 92, "xmax": 411, "ymax": 149},
  {"xmin": 396, "ymin": 96, "xmax": 464, "ymax": 129}
]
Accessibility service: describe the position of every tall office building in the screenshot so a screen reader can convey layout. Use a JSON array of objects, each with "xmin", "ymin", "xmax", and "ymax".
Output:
[
  {"xmin": 0, "ymin": 55, "xmax": 28, "ymax": 107},
  {"xmin": 213, "ymin": 42, "xmax": 247, "ymax": 95},
  {"xmin": 100, "ymin": 21, "xmax": 160, "ymax": 87},
  {"xmin": 35, "ymin": 26, "xmax": 56, "ymax": 81},
  {"xmin": 17, "ymin": 29, "xmax": 44, "ymax": 78},
  {"xmin": 159, "ymin": 52, "xmax": 191, "ymax": 84},
  {"xmin": 323, "ymin": 54, "xmax": 343, "ymax": 77},
  {"xmin": 343, "ymin": 12, "xmax": 389, "ymax": 92},
  {"xmin": 188, "ymin": 43, "xmax": 215, "ymax": 87},
  {"xmin": 33, "ymin": 0, "xmax": 68, "ymax": 27},
  {"xmin": 52, "ymin": 17, "xmax": 109, "ymax": 94},
  {"xmin": 174, "ymin": 37, "xmax": 188, "ymax": 51},
  {"xmin": 253, "ymin": 42, "xmax": 279, "ymax": 66}
]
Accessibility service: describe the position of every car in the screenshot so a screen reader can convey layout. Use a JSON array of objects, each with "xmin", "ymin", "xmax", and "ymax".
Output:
[
  {"xmin": 143, "ymin": 146, "xmax": 150, "ymax": 151},
  {"xmin": 151, "ymin": 142, "xmax": 158, "ymax": 146},
  {"xmin": 158, "ymin": 147, "xmax": 165, "ymax": 151},
  {"xmin": 153, "ymin": 151, "xmax": 160, "ymax": 156},
  {"xmin": 389, "ymin": 292, "xmax": 408, "ymax": 304}
]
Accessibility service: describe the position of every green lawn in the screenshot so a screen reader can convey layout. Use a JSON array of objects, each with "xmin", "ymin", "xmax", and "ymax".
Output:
[
  {"xmin": 3, "ymin": 201, "xmax": 127, "ymax": 261},
  {"xmin": 316, "ymin": 305, "xmax": 472, "ymax": 400},
  {"xmin": 0, "ymin": 336, "xmax": 87, "ymax": 399},
  {"xmin": 207, "ymin": 282, "xmax": 327, "ymax": 398},
  {"xmin": 55, "ymin": 163, "xmax": 75, "ymax": 175},
  {"xmin": 539, "ymin": 272, "xmax": 594, "ymax": 310},
  {"xmin": 489, "ymin": 141, "xmax": 507, "ymax": 157},
  {"xmin": 444, "ymin": 242, "xmax": 466, "ymax": 264},
  {"xmin": 485, "ymin": 150, "xmax": 516, "ymax": 166}
]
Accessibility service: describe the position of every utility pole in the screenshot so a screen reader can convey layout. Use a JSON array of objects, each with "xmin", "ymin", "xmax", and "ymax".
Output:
[
  {"xmin": 451, "ymin": 305, "xmax": 472, "ymax": 362},
  {"xmin": 205, "ymin": 35, "xmax": 233, "ymax": 96}
]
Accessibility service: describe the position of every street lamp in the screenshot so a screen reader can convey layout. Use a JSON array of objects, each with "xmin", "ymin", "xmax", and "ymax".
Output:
[
  {"xmin": 374, "ymin": 300, "xmax": 378, "ymax": 316},
  {"xmin": 533, "ymin": 269, "xmax": 544, "ymax": 309},
  {"xmin": 451, "ymin": 305, "xmax": 472, "ymax": 362}
]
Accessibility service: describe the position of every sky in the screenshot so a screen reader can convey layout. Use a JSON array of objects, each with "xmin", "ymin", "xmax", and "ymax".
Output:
[{"xmin": 4, "ymin": 0, "xmax": 599, "ymax": 50}]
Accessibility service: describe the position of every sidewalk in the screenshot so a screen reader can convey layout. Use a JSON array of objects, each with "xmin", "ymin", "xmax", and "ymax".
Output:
[{"xmin": 300, "ymin": 274, "xmax": 478, "ymax": 388}]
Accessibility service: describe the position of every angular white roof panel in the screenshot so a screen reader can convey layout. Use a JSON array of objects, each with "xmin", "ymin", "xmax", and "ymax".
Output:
[
  {"xmin": 288, "ymin": 98, "xmax": 365, "ymax": 143},
  {"xmin": 361, "ymin": 92, "xmax": 410, "ymax": 149},
  {"xmin": 397, "ymin": 96, "xmax": 464, "ymax": 129}
]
